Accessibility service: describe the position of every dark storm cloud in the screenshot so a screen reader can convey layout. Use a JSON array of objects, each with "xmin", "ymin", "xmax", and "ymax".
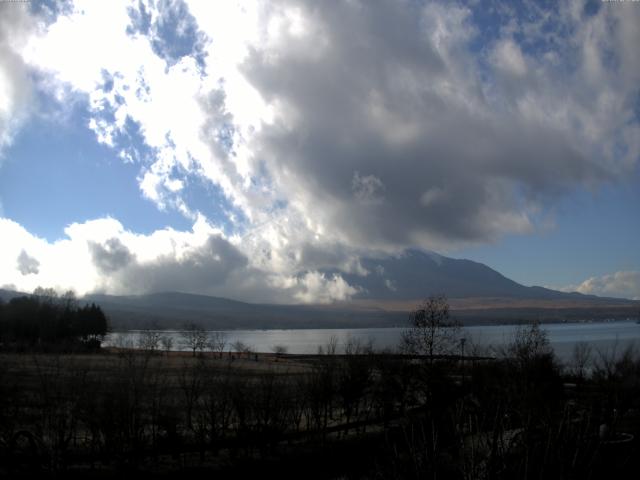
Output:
[
  {"xmin": 89, "ymin": 238, "xmax": 135, "ymax": 273},
  {"xmin": 86, "ymin": 232, "xmax": 357, "ymax": 304},
  {"xmin": 112, "ymin": 235, "xmax": 249, "ymax": 295},
  {"xmin": 239, "ymin": 0, "xmax": 634, "ymax": 250},
  {"xmin": 17, "ymin": 250, "xmax": 39, "ymax": 275}
]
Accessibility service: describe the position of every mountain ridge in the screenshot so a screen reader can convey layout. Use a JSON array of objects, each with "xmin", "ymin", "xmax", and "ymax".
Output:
[
  {"xmin": 337, "ymin": 250, "xmax": 604, "ymax": 301},
  {"xmin": 2, "ymin": 250, "xmax": 637, "ymax": 329}
]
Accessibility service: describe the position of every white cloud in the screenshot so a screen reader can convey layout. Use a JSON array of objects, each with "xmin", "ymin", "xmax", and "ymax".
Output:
[
  {"xmin": 21, "ymin": 1, "xmax": 253, "ymax": 217},
  {"xmin": 0, "ymin": 216, "xmax": 357, "ymax": 303},
  {"xmin": 288, "ymin": 271, "xmax": 359, "ymax": 304},
  {"xmin": 0, "ymin": 3, "xmax": 35, "ymax": 157},
  {"xmin": 491, "ymin": 39, "xmax": 527, "ymax": 77},
  {"xmin": 237, "ymin": 0, "xmax": 639, "ymax": 252},
  {"xmin": 560, "ymin": 271, "xmax": 640, "ymax": 300},
  {"xmin": 0, "ymin": 217, "xmax": 97, "ymax": 295},
  {"xmin": 17, "ymin": 1, "xmax": 640, "ymax": 246}
]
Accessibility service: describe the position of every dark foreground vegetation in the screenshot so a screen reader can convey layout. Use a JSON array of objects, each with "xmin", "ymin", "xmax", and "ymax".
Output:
[
  {"xmin": 1, "ymin": 294, "xmax": 640, "ymax": 479},
  {"xmin": 0, "ymin": 289, "xmax": 108, "ymax": 352},
  {"xmin": 1, "ymin": 338, "xmax": 640, "ymax": 478}
]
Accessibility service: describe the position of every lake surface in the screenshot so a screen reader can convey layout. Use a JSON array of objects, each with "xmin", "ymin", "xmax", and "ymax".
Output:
[{"xmin": 106, "ymin": 320, "xmax": 640, "ymax": 362}]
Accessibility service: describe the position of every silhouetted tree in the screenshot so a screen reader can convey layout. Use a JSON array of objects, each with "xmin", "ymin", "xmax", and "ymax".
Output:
[
  {"xmin": 160, "ymin": 334, "xmax": 174, "ymax": 355},
  {"xmin": 271, "ymin": 344, "xmax": 288, "ymax": 361},
  {"xmin": 402, "ymin": 294, "xmax": 461, "ymax": 360},
  {"xmin": 180, "ymin": 322, "xmax": 208, "ymax": 357},
  {"xmin": 231, "ymin": 340, "xmax": 252, "ymax": 359},
  {"xmin": 338, "ymin": 338, "xmax": 373, "ymax": 432},
  {"xmin": 271, "ymin": 344, "xmax": 288, "ymax": 355},
  {"xmin": 0, "ymin": 294, "xmax": 107, "ymax": 350},
  {"xmin": 505, "ymin": 320, "xmax": 553, "ymax": 367},
  {"xmin": 208, "ymin": 331, "xmax": 227, "ymax": 358},
  {"xmin": 0, "ymin": 298, "xmax": 4, "ymax": 342},
  {"xmin": 138, "ymin": 323, "xmax": 161, "ymax": 353}
]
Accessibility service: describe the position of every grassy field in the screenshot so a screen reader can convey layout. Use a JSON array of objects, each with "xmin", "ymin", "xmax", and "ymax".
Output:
[{"xmin": 3, "ymin": 343, "xmax": 640, "ymax": 479}]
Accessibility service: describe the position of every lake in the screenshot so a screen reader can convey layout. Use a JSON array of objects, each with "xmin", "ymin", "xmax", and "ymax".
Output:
[{"xmin": 105, "ymin": 319, "xmax": 640, "ymax": 362}]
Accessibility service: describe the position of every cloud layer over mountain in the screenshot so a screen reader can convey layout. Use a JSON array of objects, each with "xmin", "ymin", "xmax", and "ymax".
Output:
[{"xmin": 561, "ymin": 271, "xmax": 640, "ymax": 301}]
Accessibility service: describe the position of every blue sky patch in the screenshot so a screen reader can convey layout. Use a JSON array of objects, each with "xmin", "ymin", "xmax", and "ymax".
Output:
[{"xmin": 0, "ymin": 95, "xmax": 191, "ymax": 241}]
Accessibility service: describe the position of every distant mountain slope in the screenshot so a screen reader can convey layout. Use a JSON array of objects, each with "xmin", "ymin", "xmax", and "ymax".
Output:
[
  {"xmin": 342, "ymin": 250, "xmax": 600, "ymax": 301},
  {"xmin": 3, "ymin": 250, "xmax": 637, "ymax": 330},
  {"xmin": 79, "ymin": 249, "xmax": 638, "ymax": 329},
  {"xmin": 84, "ymin": 290, "xmax": 638, "ymax": 330},
  {"xmin": 82, "ymin": 291, "xmax": 410, "ymax": 330},
  {"xmin": 0, "ymin": 289, "xmax": 26, "ymax": 302}
]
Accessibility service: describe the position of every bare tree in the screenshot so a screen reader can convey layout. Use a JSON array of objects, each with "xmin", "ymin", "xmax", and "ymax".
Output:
[
  {"xmin": 317, "ymin": 335, "xmax": 338, "ymax": 355},
  {"xmin": 506, "ymin": 320, "xmax": 553, "ymax": 366},
  {"xmin": 339, "ymin": 337, "xmax": 374, "ymax": 432},
  {"xmin": 113, "ymin": 332, "xmax": 135, "ymax": 351},
  {"xmin": 272, "ymin": 344, "xmax": 288, "ymax": 355},
  {"xmin": 60, "ymin": 290, "xmax": 79, "ymax": 311},
  {"xmin": 181, "ymin": 323, "xmax": 209, "ymax": 357},
  {"xmin": 138, "ymin": 329, "xmax": 161, "ymax": 353},
  {"xmin": 344, "ymin": 336, "xmax": 373, "ymax": 355},
  {"xmin": 208, "ymin": 331, "xmax": 227, "ymax": 358},
  {"xmin": 160, "ymin": 334, "xmax": 174, "ymax": 355},
  {"xmin": 568, "ymin": 341, "xmax": 592, "ymax": 380},
  {"xmin": 271, "ymin": 344, "xmax": 288, "ymax": 362},
  {"xmin": 401, "ymin": 294, "xmax": 461, "ymax": 360},
  {"xmin": 33, "ymin": 286, "xmax": 59, "ymax": 303},
  {"xmin": 231, "ymin": 340, "xmax": 252, "ymax": 359}
]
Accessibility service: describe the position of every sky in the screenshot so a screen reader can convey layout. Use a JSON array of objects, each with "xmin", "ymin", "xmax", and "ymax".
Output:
[{"xmin": 0, "ymin": 0, "xmax": 639, "ymax": 302}]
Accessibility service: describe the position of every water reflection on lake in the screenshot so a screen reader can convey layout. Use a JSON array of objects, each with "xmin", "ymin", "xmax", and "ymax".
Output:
[{"xmin": 105, "ymin": 320, "xmax": 640, "ymax": 362}]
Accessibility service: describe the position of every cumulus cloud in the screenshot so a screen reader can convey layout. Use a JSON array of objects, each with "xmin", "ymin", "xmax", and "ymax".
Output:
[
  {"xmin": 18, "ymin": 0, "xmax": 634, "ymax": 241},
  {"xmin": 103, "ymin": 235, "xmax": 248, "ymax": 295},
  {"xmin": 288, "ymin": 271, "xmax": 359, "ymax": 304},
  {"xmin": 491, "ymin": 39, "xmax": 527, "ymax": 77},
  {"xmin": 0, "ymin": 216, "xmax": 357, "ymax": 304},
  {"xmin": 89, "ymin": 238, "xmax": 135, "ymax": 274},
  {"xmin": 0, "ymin": 3, "xmax": 34, "ymax": 157},
  {"xmin": 241, "ymin": 0, "xmax": 638, "ymax": 251},
  {"xmin": 17, "ymin": 249, "xmax": 39, "ymax": 275},
  {"xmin": 561, "ymin": 271, "xmax": 640, "ymax": 301}
]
